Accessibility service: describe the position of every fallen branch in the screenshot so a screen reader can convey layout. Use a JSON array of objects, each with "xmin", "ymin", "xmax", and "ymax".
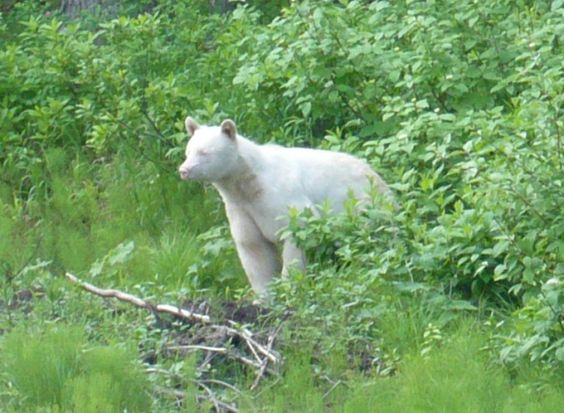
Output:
[
  {"xmin": 65, "ymin": 272, "xmax": 211, "ymax": 323},
  {"xmin": 251, "ymin": 323, "xmax": 282, "ymax": 390},
  {"xmin": 165, "ymin": 344, "xmax": 263, "ymax": 369},
  {"xmin": 221, "ymin": 322, "xmax": 280, "ymax": 364},
  {"xmin": 65, "ymin": 272, "xmax": 281, "ymax": 364}
]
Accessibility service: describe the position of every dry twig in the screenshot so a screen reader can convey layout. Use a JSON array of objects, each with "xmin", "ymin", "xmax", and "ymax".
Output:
[
  {"xmin": 65, "ymin": 271, "xmax": 282, "ymax": 412},
  {"xmin": 65, "ymin": 272, "xmax": 211, "ymax": 323},
  {"xmin": 65, "ymin": 272, "xmax": 280, "ymax": 364},
  {"xmin": 165, "ymin": 344, "xmax": 262, "ymax": 369},
  {"xmin": 251, "ymin": 323, "xmax": 282, "ymax": 390}
]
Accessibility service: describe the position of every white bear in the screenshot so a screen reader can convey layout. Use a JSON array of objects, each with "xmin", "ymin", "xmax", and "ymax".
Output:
[{"xmin": 178, "ymin": 117, "xmax": 392, "ymax": 295}]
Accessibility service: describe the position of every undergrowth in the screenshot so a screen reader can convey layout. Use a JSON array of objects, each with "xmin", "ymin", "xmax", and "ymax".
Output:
[
  {"xmin": 254, "ymin": 325, "xmax": 564, "ymax": 413},
  {"xmin": 2, "ymin": 326, "xmax": 150, "ymax": 412}
]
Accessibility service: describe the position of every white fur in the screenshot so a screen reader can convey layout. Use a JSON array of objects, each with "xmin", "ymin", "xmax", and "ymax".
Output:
[{"xmin": 179, "ymin": 118, "xmax": 392, "ymax": 295}]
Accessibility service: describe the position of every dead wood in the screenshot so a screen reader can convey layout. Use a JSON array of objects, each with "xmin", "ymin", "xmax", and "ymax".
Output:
[
  {"xmin": 65, "ymin": 272, "xmax": 283, "ymax": 411},
  {"xmin": 65, "ymin": 272, "xmax": 211, "ymax": 323}
]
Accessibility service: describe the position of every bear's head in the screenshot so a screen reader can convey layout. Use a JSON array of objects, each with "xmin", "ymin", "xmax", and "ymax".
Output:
[{"xmin": 178, "ymin": 117, "xmax": 239, "ymax": 182}]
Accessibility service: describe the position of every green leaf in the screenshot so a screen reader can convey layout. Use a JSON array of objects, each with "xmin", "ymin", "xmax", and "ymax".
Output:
[
  {"xmin": 301, "ymin": 102, "xmax": 312, "ymax": 117},
  {"xmin": 107, "ymin": 241, "xmax": 136, "ymax": 266}
]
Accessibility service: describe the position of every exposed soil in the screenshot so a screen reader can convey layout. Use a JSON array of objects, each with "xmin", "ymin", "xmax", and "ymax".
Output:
[
  {"xmin": 179, "ymin": 299, "xmax": 270, "ymax": 325},
  {"xmin": 0, "ymin": 287, "xmax": 43, "ymax": 313}
]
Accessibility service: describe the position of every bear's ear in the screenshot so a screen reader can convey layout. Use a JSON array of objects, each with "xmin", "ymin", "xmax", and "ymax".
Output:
[
  {"xmin": 220, "ymin": 119, "xmax": 237, "ymax": 140},
  {"xmin": 185, "ymin": 116, "xmax": 200, "ymax": 137}
]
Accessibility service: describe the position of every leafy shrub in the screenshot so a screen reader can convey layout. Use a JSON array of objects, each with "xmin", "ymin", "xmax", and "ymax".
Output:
[
  {"xmin": 498, "ymin": 277, "xmax": 564, "ymax": 368},
  {"xmin": 236, "ymin": 0, "xmax": 563, "ymax": 298},
  {"xmin": 256, "ymin": 0, "xmax": 564, "ymax": 367}
]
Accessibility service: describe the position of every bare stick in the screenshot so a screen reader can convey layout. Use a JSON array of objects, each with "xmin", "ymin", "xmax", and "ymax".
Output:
[
  {"xmin": 199, "ymin": 379, "xmax": 245, "ymax": 395},
  {"xmin": 219, "ymin": 325, "xmax": 280, "ymax": 364},
  {"xmin": 243, "ymin": 336, "xmax": 263, "ymax": 364},
  {"xmin": 156, "ymin": 303, "xmax": 211, "ymax": 324},
  {"xmin": 65, "ymin": 272, "xmax": 280, "ymax": 365},
  {"xmin": 251, "ymin": 358, "xmax": 269, "ymax": 391},
  {"xmin": 167, "ymin": 344, "xmax": 228, "ymax": 354},
  {"xmin": 251, "ymin": 324, "xmax": 282, "ymax": 390},
  {"xmin": 65, "ymin": 272, "xmax": 211, "ymax": 323},
  {"xmin": 322, "ymin": 379, "xmax": 343, "ymax": 400},
  {"xmin": 165, "ymin": 345, "xmax": 262, "ymax": 369}
]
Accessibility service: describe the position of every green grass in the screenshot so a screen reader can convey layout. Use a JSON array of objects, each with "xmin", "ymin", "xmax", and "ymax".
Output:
[
  {"xmin": 342, "ymin": 330, "xmax": 564, "ymax": 413},
  {"xmin": 2, "ymin": 326, "xmax": 150, "ymax": 412},
  {"xmin": 0, "ymin": 148, "xmax": 233, "ymax": 290},
  {"xmin": 2, "ymin": 165, "xmax": 562, "ymax": 411},
  {"xmin": 3, "ymin": 326, "xmax": 83, "ymax": 408},
  {"xmin": 64, "ymin": 345, "xmax": 150, "ymax": 413},
  {"xmin": 1, "ymin": 108, "xmax": 561, "ymax": 413},
  {"xmin": 253, "ymin": 326, "xmax": 564, "ymax": 413}
]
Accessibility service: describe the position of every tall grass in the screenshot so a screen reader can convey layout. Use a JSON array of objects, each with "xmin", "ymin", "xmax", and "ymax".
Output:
[
  {"xmin": 0, "ymin": 147, "xmax": 233, "ymax": 291},
  {"xmin": 254, "ymin": 327, "xmax": 564, "ymax": 413},
  {"xmin": 64, "ymin": 345, "xmax": 150, "ymax": 412},
  {"xmin": 2, "ymin": 326, "xmax": 150, "ymax": 412},
  {"xmin": 252, "ymin": 351, "xmax": 325, "ymax": 413},
  {"xmin": 3, "ymin": 327, "xmax": 83, "ymax": 408},
  {"xmin": 343, "ymin": 330, "xmax": 564, "ymax": 413}
]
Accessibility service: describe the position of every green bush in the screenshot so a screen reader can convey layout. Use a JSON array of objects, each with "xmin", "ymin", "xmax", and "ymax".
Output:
[{"xmin": 262, "ymin": 0, "xmax": 564, "ymax": 367}]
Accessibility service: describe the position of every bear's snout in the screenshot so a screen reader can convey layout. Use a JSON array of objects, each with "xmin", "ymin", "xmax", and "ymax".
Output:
[{"xmin": 178, "ymin": 165, "xmax": 191, "ymax": 180}]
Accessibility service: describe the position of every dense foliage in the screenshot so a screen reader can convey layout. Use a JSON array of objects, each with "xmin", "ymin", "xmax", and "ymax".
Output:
[{"xmin": 0, "ymin": 0, "xmax": 562, "ymax": 411}]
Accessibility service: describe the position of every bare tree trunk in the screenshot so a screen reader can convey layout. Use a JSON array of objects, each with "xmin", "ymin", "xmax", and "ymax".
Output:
[
  {"xmin": 210, "ymin": 0, "xmax": 236, "ymax": 14},
  {"xmin": 61, "ymin": 1, "xmax": 233, "ymax": 18},
  {"xmin": 60, "ymin": 0, "xmax": 101, "ymax": 17}
]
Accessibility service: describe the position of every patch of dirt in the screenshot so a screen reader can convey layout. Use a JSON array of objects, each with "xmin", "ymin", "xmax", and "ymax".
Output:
[
  {"xmin": 142, "ymin": 299, "xmax": 280, "ymax": 370},
  {"xmin": 0, "ymin": 287, "xmax": 44, "ymax": 313},
  {"xmin": 179, "ymin": 299, "xmax": 270, "ymax": 325},
  {"xmin": 220, "ymin": 301, "xmax": 270, "ymax": 324}
]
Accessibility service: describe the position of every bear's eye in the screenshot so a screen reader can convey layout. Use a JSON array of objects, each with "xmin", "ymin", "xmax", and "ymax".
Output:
[{"xmin": 197, "ymin": 149, "xmax": 210, "ymax": 156}]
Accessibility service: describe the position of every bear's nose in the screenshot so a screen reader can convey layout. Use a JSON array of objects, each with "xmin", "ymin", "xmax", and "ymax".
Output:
[{"xmin": 179, "ymin": 167, "xmax": 191, "ymax": 180}]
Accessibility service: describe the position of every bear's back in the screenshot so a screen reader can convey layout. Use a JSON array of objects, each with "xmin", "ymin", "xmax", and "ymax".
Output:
[{"xmin": 258, "ymin": 144, "xmax": 382, "ymax": 210}]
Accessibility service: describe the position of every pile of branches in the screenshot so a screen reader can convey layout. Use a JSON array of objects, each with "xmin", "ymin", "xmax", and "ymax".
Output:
[{"xmin": 65, "ymin": 273, "xmax": 283, "ymax": 412}]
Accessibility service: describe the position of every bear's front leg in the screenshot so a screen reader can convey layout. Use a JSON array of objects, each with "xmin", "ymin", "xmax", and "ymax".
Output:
[
  {"xmin": 226, "ymin": 205, "xmax": 281, "ymax": 295},
  {"xmin": 236, "ymin": 240, "xmax": 280, "ymax": 295},
  {"xmin": 281, "ymin": 239, "xmax": 306, "ymax": 277}
]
